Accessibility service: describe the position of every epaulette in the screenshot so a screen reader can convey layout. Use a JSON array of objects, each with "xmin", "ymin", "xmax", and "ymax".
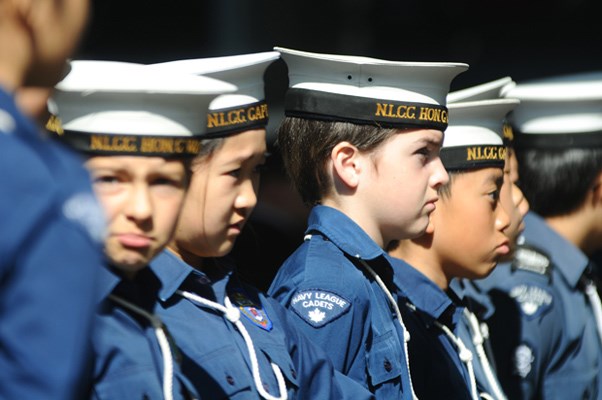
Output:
[{"xmin": 511, "ymin": 243, "xmax": 553, "ymax": 282}]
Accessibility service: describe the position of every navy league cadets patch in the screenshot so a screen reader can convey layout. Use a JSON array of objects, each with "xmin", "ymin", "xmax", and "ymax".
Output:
[
  {"xmin": 290, "ymin": 289, "xmax": 351, "ymax": 328},
  {"xmin": 230, "ymin": 288, "xmax": 273, "ymax": 331}
]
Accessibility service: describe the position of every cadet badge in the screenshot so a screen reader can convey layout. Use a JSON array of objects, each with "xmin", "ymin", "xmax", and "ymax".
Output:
[
  {"xmin": 290, "ymin": 289, "xmax": 351, "ymax": 328},
  {"xmin": 230, "ymin": 288, "xmax": 272, "ymax": 331},
  {"xmin": 509, "ymin": 283, "xmax": 553, "ymax": 319},
  {"xmin": 513, "ymin": 344, "xmax": 535, "ymax": 378}
]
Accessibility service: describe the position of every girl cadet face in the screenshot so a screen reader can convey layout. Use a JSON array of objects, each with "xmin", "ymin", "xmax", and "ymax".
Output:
[
  {"xmin": 85, "ymin": 156, "xmax": 188, "ymax": 276},
  {"xmin": 173, "ymin": 128, "xmax": 267, "ymax": 260},
  {"xmin": 361, "ymin": 128, "xmax": 449, "ymax": 246},
  {"xmin": 433, "ymin": 167, "xmax": 511, "ymax": 280}
]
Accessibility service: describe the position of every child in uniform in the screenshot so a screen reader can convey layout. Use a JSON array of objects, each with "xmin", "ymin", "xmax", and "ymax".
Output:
[
  {"xmin": 267, "ymin": 46, "xmax": 467, "ymax": 399},
  {"xmin": 50, "ymin": 60, "xmax": 234, "ymax": 399},
  {"xmin": 148, "ymin": 52, "xmax": 373, "ymax": 400}
]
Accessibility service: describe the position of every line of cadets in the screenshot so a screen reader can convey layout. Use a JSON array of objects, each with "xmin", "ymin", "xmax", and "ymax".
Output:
[{"xmin": 46, "ymin": 49, "xmax": 602, "ymax": 399}]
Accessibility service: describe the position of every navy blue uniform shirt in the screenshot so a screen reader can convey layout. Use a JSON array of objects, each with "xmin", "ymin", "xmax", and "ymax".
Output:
[
  {"xmin": 472, "ymin": 211, "xmax": 602, "ymax": 399},
  {"xmin": 268, "ymin": 205, "xmax": 415, "ymax": 400},
  {"xmin": 90, "ymin": 266, "xmax": 198, "ymax": 399},
  {"xmin": 150, "ymin": 249, "xmax": 372, "ymax": 400},
  {"xmin": 0, "ymin": 88, "xmax": 104, "ymax": 400},
  {"xmin": 389, "ymin": 256, "xmax": 476, "ymax": 400}
]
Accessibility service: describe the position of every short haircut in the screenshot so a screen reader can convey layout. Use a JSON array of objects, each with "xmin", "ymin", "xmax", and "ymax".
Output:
[
  {"xmin": 276, "ymin": 117, "xmax": 399, "ymax": 206},
  {"xmin": 516, "ymin": 147, "xmax": 602, "ymax": 217}
]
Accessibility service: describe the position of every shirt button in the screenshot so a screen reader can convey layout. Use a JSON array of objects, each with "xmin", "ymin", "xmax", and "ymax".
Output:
[
  {"xmin": 383, "ymin": 359, "xmax": 392, "ymax": 372},
  {"xmin": 291, "ymin": 369, "xmax": 297, "ymax": 379},
  {"xmin": 226, "ymin": 375, "xmax": 235, "ymax": 385}
]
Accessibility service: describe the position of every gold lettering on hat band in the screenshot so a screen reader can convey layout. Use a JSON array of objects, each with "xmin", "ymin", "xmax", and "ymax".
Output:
[
  {"xmin": 206, "ymin": 101, "xmax": 269, "ymax": 135},
  {"xmin": 51, "ymin": 130, "xmax": 203, "ymax": 157},
  {"xmin": 285, "ymin": 89, "xmax": 448, "ymax": 131},
  {"xmin": 466, "ymin": 146, "xmax": 506, "ymax": 161},
  {"xmin": 440, "ymin": 145, "xmax": 506, "ymax": 170}
]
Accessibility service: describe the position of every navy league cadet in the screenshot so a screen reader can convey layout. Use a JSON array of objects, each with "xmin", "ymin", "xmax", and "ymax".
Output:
[
  {"xmin": 0, "ymin": 1, "xmax": 106, "ymax": 399},
  {"xmin": 471, "ymin": 73, "xmax": 602, "ymax": 400},
  {"xmin": 267, "ymin": 46, "xmax": 467, "ymax": 399},
  {"xmin": 148, "ymin": 52, "xmax": 373, "ymax": 400},
  {"xmin": 50, "ymin": 60, "xmax": 235, "ymax": 399},
  {"xmin": 388, "ymin": 98, "xmax": 515, "ymax": 399},
  {"xmin": 448, "ymin": 77, "xmax": 531, "ymax": 400}
]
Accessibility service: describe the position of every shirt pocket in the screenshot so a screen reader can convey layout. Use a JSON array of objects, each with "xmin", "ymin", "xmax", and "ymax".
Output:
[
  {"xmin": 92, "ymin": 366, "xmax": 164, "ymax": 400},
  {"xmin": 367, "ymin": 329, "xmax": 404, "ymax": 387}
]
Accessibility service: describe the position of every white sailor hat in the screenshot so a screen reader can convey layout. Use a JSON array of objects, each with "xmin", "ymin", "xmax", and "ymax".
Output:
[
  {"xmin": 502, "ymin": 71, "xmax": 602, "ymax": 149},
  {"xmin": 448, "ymin": 76, "xmax": 518, "ymax": 146},
  {"xmin": 150, "ymin": 51, "xmax": 280, "ymax": 137},
  {"xmin": 447, "ymin": 76, "xmax": 515, "ymax": 103},
  {"xmin": 440, "ymin": 99, "xmax": 520, "ymax": 170},
  {"xmin": 49, "ymin": 60, "xmax": 236, "ymax": 157},
  {"xmin": 275, "ymin": 47, "xmax": 468, "ymax": 131}
]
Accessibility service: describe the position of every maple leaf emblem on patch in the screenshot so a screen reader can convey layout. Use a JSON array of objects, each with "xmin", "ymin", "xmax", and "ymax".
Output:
[{"xmin": 308, "ymin": 308, "xmax": 325, "ymax": 323}]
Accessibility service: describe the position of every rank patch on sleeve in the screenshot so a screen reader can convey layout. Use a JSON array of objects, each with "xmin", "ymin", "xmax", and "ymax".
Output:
[
  {"xmin": 509, "ymin": 283, "xmax": 553, "ymax": 319},
  {"xmin": 290, "ymin": 289, "xmax": 351, "ymax": 328}
]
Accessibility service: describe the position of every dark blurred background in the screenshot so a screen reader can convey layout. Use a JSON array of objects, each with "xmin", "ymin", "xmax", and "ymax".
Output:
[{"xmin": 78, "ymin": 0, "xmax": 602, "ymax": 290}]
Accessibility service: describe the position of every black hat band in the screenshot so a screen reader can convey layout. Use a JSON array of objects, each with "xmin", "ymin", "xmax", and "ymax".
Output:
[
  {"xmin": 284, "ymin": 88, "xmax": 448, "ymax": 131},
  {"xmin": 440, "ymin": 145, "xmax": 506, "ymax": 170},
  {"xmin": 514, "ymin": 130, "xmax": 602, "ymax": 149},
  {"xmin": 55, "ymin": 130, "xmax": 203, "ymax": 158}
]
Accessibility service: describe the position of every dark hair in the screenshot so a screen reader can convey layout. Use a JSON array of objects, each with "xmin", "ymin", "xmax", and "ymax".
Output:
[
  {"xmin": 276, "ymin": 117, "xmax": 399, "ymax": 205},
  {"xmin": 516, "ymin": 147, "xmax": 602, "ymax": 216},
  {"xmin": 191, "ymin": 137, "xmax": 226, "ymax": 170}
]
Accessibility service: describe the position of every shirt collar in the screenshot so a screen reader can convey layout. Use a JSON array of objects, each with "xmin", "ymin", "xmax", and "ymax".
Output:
[
  {"xmin": 96, "ymin": 265, "xmax": 125, "ymax": 303},
  {"xmin": 307, "ymin": 205, "xmax": 384, "ymax": 260},
  {"xmin": 150, "ymin": 249, "xmax": 199, "ymax": 302},
  {"xmin": 389, "ymin": 255, "xmax": 455, "ymax": 321},
  {"xmin": 523, "ymin": 211, "xmax": 589, "ymax": 288}
]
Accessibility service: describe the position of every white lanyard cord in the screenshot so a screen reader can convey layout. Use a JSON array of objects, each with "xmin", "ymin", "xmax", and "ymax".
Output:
[
  {"xmin": 108, "ymin": 294, "xmax": 174, "ymax": 400},
  {"xmin": 463, "ymin": 309, "xmax": 507, "ymax": 400},
  {"xmin": 177, "ymin": 290, "xmax": 288, "ymax": 400},
  {"xmin": 358, "ymin": 259, "xmax": 419, "ymax": 400},
  {"xmin": 584, "ymin": 282, "xmax": 602, "ymax": 347},
  {"xmin": 433, "ymin": 320, "xmax": 479, "ymax": 400}
]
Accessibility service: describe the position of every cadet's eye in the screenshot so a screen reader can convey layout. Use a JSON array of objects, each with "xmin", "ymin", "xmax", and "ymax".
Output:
[
  {"xmin": 93, "ymin": 175, "xmax": 119, "ymax": 185},
  {"xmin": 152, "ymin": 176, "xmax": 184, "ymax": 188},
  {"xmin": 228, "ymin": 168, "xmax": 242, "ymax": 178},
  {"xmin": 488, "ymin": 189, "xmax": 501, "ymax": 202}
]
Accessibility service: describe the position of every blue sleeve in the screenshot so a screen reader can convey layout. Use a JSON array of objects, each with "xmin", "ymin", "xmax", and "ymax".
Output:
[
  {"xmin": 268, "ymin": 297, "xmax": 374, "ymax": 400},
  {"xmin": 0, "ymin": 136, "xmax": 103, "ymax": 400},
  {"xmin": 268, "ymin": 249, "xmax": 370, "ymax": 377}
]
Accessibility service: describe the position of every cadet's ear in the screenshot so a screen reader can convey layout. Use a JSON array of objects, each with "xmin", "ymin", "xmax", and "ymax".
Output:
[{"xmin": 330, "ymin": 141, "xmax": 362, "ymax": 189}]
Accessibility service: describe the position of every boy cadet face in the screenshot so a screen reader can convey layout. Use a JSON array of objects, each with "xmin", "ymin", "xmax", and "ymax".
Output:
[
  {"xmin": 24, "ymin": 0, "xmax": 90, "ymax": 87},
  {"xmin": 432, "ymin": 167, "xmax": 511, "ymax": 279},
  {"xmin": 364, "ymin": 128, "xmax": 449, "ymax": 244},
  {"xmin": 175, "ymin": 129, "xmax": 267, "ymax": 259},
  {"xmin": 85, "ymin": 156, "xmax": 188, "ymax": 275}
]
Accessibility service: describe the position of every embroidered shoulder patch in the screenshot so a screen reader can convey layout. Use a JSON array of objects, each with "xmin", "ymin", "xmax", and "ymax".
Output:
[
  {"xmin": 509, "ymin": 284, "xmax": 553, "ymax": 319},
  {"xmin": 290, "ymin": 289, "xmax": 351, "ymax": 328},
  {"xmin": 230, "ymin": 288, "xmax": 273, "ymax": 331},
  {"xmin": 511, "ymin": 244, "xmax": 552, "ymax": 278}
]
